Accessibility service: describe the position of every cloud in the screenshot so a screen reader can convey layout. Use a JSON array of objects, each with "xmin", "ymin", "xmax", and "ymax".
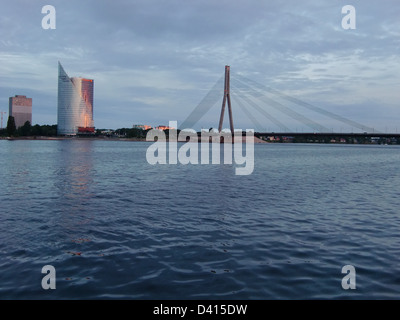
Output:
[{"xmin": 0, "ymin": 0, "xmax": 399, "ymax": 131}]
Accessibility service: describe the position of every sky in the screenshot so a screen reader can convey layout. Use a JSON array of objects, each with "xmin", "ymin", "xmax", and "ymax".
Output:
[{"xmin": 0, "ymin": 0, "xmax": 399, "ymax": 132}]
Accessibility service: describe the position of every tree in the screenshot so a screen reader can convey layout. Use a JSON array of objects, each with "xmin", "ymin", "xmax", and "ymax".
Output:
[
  {"xmin": 31, "ymin": 124, "xmax": 42, "ymax": 136},
  {"xmin": 41, "ymin": 124, "xmax": 57, "ymax": 136},
  {"xmin": 19, "ymin": 121, "xmax": 32, "ymax": 136},
  {"xmin": 6, "ymin": 116, "xmax": 16, "ymax": 136}
]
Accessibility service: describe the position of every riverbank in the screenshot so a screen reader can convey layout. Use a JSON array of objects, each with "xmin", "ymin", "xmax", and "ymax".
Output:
[
  {"xmin": 0, "ymin": 136, "xmax": 146, "ymax": 141},
  {"xmin": 1, "ymin": 135, "xmax": 397, "ymax": 144},
  {"xmin": 0, "ymin": 136, "xmax": 268, "ymax": 143}
]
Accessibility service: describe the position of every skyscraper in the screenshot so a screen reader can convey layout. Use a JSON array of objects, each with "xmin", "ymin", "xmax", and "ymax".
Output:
[
  {"xmin": 9, "ymin": 95, "xmax": 32, "ymax": 128},
  {"xmin": 57, "ymin": 62, "xmax": 94, "ymax": 135}
]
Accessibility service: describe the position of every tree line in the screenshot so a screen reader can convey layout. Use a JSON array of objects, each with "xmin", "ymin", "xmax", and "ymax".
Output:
[
  {"xmin": 113, "ymin": 127, "xmax": 149, "ymax": 138},
  {"xmin": 0, "ymin": 116, "xmax": 57, "ymax": 137}
]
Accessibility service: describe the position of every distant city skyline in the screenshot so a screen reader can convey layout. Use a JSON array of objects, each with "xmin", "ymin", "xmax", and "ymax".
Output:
[{"xmin": 0, "ymin": 1, "xmax": 399, "ymax": 132}]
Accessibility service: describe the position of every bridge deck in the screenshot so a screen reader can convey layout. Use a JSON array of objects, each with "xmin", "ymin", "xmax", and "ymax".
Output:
[{"xmin": 254, "ymin": 132, "xmax": 400, "ymax": 138}]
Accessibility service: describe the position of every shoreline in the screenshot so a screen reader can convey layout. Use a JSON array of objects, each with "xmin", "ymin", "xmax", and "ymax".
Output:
[
  {"xmin": 0, "ymin": 136, "xmax": 396, "ymax": 145},
  {"xmin": 0, "ymin": 136, "xmax": 269, "ymax": 143},
  {"xmin": 0, "ymin": 136, "xmax": 146, "ymax": 141}
]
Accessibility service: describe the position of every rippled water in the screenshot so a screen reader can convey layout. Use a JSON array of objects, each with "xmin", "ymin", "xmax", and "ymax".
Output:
[{"xmin": 0, "ymin": 140, "xmax": 399, "ymax": 299}]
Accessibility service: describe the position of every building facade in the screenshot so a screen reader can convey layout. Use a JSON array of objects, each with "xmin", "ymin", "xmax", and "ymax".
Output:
[
  {"xmin": 133, "ymin": 124, "xmax": 152, "ymax": 130},
  {"xmin": 9, "ymin": 95, "xmax": 32, "ymax": 128},
  {"xmin": 57, "ymin": 62, "xmax": 94, "ymax": 135},
  {"xmin": 155, "ymin": 125, "xmax": 175, "ymax": 131}
]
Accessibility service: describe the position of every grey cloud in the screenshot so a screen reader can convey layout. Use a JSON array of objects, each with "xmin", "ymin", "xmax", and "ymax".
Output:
[{"xmin": 0, "ymin": 0, "xmax": 399, "ymax": 130}]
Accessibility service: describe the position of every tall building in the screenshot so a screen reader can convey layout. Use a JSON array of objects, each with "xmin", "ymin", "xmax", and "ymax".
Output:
[
  {"xmin": 57, "ymin": 62, "xmax": 94, "ymax": 135},
  {"xmin": 9, "ymin": 95, "xmax": 32, "ymax": 128}
]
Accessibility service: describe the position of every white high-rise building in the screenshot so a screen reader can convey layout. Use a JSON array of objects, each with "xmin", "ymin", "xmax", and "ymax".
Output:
[{"xmin": 57, "ymin": 62, "xmax": 94, "ymax": 135}]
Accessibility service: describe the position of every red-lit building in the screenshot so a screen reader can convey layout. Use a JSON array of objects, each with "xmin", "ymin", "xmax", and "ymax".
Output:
[
  {"xmin": 155, "ymin": 125, "xmax": 175, "ymax": 131},
  {"xmin": 57, "ymin": 62, "xmax": 95, "ymax": 135},
  {"xmin": 133, "ymin": 124, "xmax": 152, "ymax": 130}
]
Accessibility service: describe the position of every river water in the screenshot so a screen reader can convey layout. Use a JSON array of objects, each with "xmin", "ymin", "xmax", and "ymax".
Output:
[{"xmin": 0, "ymin": 140, "xmax": 399, "ymax": 299}]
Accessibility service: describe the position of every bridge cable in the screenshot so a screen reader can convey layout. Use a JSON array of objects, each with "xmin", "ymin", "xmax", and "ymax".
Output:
[
  {"xmin": 230, "ymin": 89, "xmax": 290, "ymax": 132},
  {"xmin": 180, "ymin": 75, "xmax": 224, "ymax": 130},
  {"xmin": 234, "ymin": 73, "xmax": 377, "ymax": 133},
  {"xmin": 231, "ymin": 77, "xmax": 329, "ymax": 132},
  {"xmin": 230, "ymin": 92, "xmax": 265, "ymax": 131}
]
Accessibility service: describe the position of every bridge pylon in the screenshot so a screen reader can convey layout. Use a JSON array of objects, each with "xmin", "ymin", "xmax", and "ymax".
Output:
[{"xmin": 218, "ymin": 65, "xmax": 234, "ymax": 133}]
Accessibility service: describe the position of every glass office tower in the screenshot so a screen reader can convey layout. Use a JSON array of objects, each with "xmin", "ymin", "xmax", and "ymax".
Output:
[{"xmin": 57, "ymin": 62, "xmax": 94, "ymax": 135}]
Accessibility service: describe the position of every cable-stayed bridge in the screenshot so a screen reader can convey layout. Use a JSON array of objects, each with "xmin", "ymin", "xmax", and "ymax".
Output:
[{"xmin": 180, "ymin": 66, "xmax": 399, "ymax": 142}]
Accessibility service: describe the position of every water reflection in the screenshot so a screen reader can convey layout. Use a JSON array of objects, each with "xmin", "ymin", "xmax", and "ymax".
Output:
[
  {"xmin": 1, "ymin": 141, "xmax": 35, "ymax": 197},
  {"xmin": 54, "ymin": 140, "xmax": 95, "ymax": 234}
]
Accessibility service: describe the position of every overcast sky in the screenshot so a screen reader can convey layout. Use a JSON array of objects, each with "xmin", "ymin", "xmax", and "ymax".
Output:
[{"xmin": 0, "ymin": 0, "xmax": 399, "ymax": 131}]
